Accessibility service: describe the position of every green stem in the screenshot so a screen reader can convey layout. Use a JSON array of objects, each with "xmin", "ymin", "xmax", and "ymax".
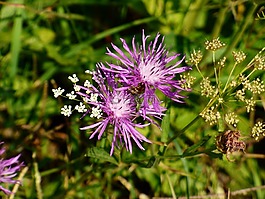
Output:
[
  {"xmin": 10, "ymin": 0, "xmax": 23, "ymax": 81},
  {"xmin": 201, "ymin": 5, "xmax": 228, "ymax": 65},
  {"xmin": 222, "ymin": 63, "xmax": 238, "ymax": 93},
  {"xmin": 166, "ymin": 115, "xmax": 200, "ymax": 145}
]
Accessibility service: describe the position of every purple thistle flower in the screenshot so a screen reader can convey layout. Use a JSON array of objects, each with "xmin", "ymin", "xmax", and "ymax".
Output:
[
  {"xmin": 0, "ymin": 142, "xmax": 23, "ymax": 195},
  {"xmin": 77, "ymin": 65, "xmax": 151, "ymax": 155},
  {"xmin": 103, "ymin": 30, "xmax": 191, "ymax": 116}
]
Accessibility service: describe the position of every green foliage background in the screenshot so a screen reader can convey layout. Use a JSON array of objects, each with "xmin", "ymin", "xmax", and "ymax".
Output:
[{"xmin": 0, "ymin": 0, "xmax": 265, "ymax": 198}]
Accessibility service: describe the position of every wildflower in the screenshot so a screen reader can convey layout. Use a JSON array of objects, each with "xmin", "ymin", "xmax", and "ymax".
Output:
[
  {"xmin": 61, "ymin": 105, "xmax": 72, "ymax": 117},
  {"xmin": 232, "ymin": 51, "xmax": 246, "ymax": 63},
  {"xmin": 66, "ymin": 91, "xmax": 77, "ymax": 100},
  {"xmin": 52, "ymin": 87, "xmax": 65, "ymax": 98},
  {"xmin": 205, "ymin": 38, "xmax": 225, "ymax": 51},
  {"xmin": 75, "ymin": 102, "xmax": 87, "ymax": 113},
  {"xmin": 102, "ymin": 30, "xmax": 191, "ymax": 116},
  {"xmin": 200, "ymin": 77, "xmax": 217, "ymax": 98},
  {"xmin": 0, "ymin": 142, "xmax": 23, "ymax": 195},
  {"xmin": 89, "ymin": 93, "xmax": 99, "ymax": 102},
  {"xmin": 218, "ymin": 57, "xmax": 227, "ymax": 68},
  {"xmin": 200, "ymin": 106, "xmax": 221, "ymax": 126},
  {"xmin": 84, "ymin": 80, "xmax": 92, "ymax": 88},
  {"xmin": 224, "ymin": 112, "xmax": 239, "ymax": 127},
  {"xmin": 245, "ymin": 97, "xmax": 255, "ymax": 113},
  {"xmin": 85, "ymin": 69, "xmax": 94, "ymax": 75},
  {"xmin": 77, "ymin": 67, "xmax": 151, "ymax": 155},
  {"xmin": 180, "ymin": 73, "xmax": 196, "ymax": 90},
  {"xmin": 230, "ymin": 80, "xmax": 237, "ymax": 88},
  {"xmin": 74, "ymin": 84, "xmax": 81, "ymax": 92},
  {"xmin": 90, "ymin": 106, "xmax": 102, "ymax": 119},
  {"xmin": 189, "ymin": 49, "xmax": 203, "ymax": 65},
  {"xmin": 254, "ymin": 54, "xmax": 265, "ymax": 70},
  {"xmin": 235, "ymin": 89, "xmax": 245, "ymax": 101},
  {"xmin": 68, "ymin": 74, "xmax": 79, "ymax": 83},
  {"xmin": 244, "ymin": 78, "xmax": 265, "ymax": 95},
  {"xmin": 251, "ymin": 121, "xmax": 265, "ymax": 140}
]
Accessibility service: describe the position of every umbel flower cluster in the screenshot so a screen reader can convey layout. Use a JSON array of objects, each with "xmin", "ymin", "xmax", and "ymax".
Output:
[
  {"xmin": 186, "ymin": 38, "xmax": 265, "ymax": 155},
  {"xmin": 53, "ymin": 30, "xmax": 191, "ymax": 155}
]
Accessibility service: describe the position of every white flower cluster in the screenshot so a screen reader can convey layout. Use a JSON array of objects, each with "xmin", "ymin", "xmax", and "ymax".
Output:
[
  {"xmin": 90, "ymin": 106, "xmax": 102, "ymax": 119},
  {"xmin": 75, "ymin": 102, "xmax": 87, "ymax": 113},
  {"xmin": 61, "ymin": 105, "xmax": 72, "ymax": 117},
  {"xmin": 53, "ymin": 73, "xmax": 97, "ymax": 117},
  {"xmin": 68, "ymin": 74, "xmax": 79, "ymax": 83},
  {"xmin": 52, "ymin": 87, "xmax": 65, "ymax": 98}
]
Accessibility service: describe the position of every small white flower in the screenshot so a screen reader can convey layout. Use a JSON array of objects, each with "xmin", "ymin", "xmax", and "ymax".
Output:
[
  {"xmin": 61, "ymin": 105, "xmax": 72, "ymax": 117},
  {"xmin": 52, "ymin": 87, "xmax": 65, "ymax": 98},
  {"xmin": 90, "ymin": 106, "xmax": 102, "ymax": 119},
  {"xmin": 85, "ymin": 70, "xmax": 94, "ymax": 74},
  {"xmin": 84, "ymin": 80, "xmax": 92, "ymax": 88},
  {"xmin": 90, "ymin": 93, "xmax": 98, "ymax": 102},
  {"xmin": 68, "ymin": 74, "xmax": 79, "ymax": 83},
  {"xmin": 83, "ymin": 97, "xmax": 89, "ymax": 103},
  {"xmin": 74, "ymin": 84, "xmax": 81, "ymax": 92},
  {"xmin": 75, "ymin": 102, "xmax": 87, "ymax": 113},
  {"xmin": 66, "ymin": 91, "xmax": 77, "ymax": 99}
]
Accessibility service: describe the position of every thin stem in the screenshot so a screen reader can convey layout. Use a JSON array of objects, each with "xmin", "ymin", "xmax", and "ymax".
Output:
[
  {"xmin": 195, "ymin": 64, "xmax": 204, "ymax": 78},
  {"xmin": 166, "ymin": 115, "xmax": 200, "ymax": 145},
  {"xmin": 222, "ymin": 63, "xmax": 238, "ymax": 93}
]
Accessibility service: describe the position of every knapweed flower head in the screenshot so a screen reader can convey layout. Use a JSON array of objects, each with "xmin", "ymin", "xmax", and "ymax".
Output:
[
  {"xmin": 0, "ymin": 142, "xmax": 23, "ymax": 195},
  {"xmin": 102, "ymin": 30, "xmax": 191, "ymax": 116},
  {"xmin": 75, "ymin": 66, "xmax": 152, "ymax": 155},
  {"xmin": 53, "ymin": 30, "xmax": 192, "ymax": 155}
]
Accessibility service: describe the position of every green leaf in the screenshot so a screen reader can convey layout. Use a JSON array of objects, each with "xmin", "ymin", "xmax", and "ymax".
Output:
[
  {"xmin": 86, "ymin": 147, "xmax": 118, "ymax": 165},
  {"xmin": 182, "ymin": 135, "xmax": 211, "ymax": 155},
  {"xmin": 161, "ymin": 108, "xmax": 171, "ymax": 142}
]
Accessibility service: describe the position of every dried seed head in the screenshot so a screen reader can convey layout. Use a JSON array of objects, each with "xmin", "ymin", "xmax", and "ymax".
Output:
[
  {"xmin": 205, "ymin": 38, "xmax": 225, "ymax": 51},
  {"xmin": 216, "ymin": 130, "xmax": 246, "ymax": 157}
]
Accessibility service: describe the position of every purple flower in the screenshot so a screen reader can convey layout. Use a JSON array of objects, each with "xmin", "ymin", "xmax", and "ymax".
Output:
[
  {"xmin": 103, "ymin": 30, "xmax": 191, "ymax": 116},
  {"xmin": 77, "ymin": 66, "xmax": 151, "ymax": 155},
  {"xmin": 0, "ymin": 142, "xmax": 23, "ymax": 195}
]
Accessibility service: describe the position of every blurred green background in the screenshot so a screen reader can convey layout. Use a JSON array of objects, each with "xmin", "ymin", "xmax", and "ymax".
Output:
[{"xmin": 0, "ymin": 0, "xmax": 265, "ymax": 198}]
